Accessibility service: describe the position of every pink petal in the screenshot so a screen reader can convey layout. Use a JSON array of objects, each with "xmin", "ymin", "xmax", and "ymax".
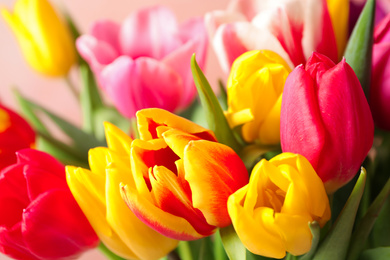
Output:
[
  {"xmin": 374, "ymin": 13, "xmax": 390, "ymax": 43},
  {"xmin": 101, "ymin": 56, "xmax": 183, "ymax": 118},
  {"xmin": 280, "ymin": 65, "xmax": 326, "ymax": 170},
  {"xmin": 22, "ymin": 190, "xmax": 98, "ymax": 259},
  {"xmin": 302, "ymin": 0, "xmax": 338, "ymax": 63},
  {"xmin": 212, "ymin": 23, "xmax": 249, "ymax": 73},
  {"xmin": 119, "ymin": 6, "xmax": 182, "ymax": 60},
  {"xmin": 163, "ymin": 17, "xmax": 208, "ymax": 109},
  {"xmin": 204, "ymin": 10, "xmax": 247, "ymax": 38},
  {"xmin": 90, "ymin": 20, "xmax": 121, "ymax": 53},
  {"xmin": 76, "ymin": 35, "xmax": 119, "ymax": 77},
  {"xmin": 315, "ymin": 59, "xmax": 373, "ymax": 184},
  {"xmin": 227, "ymin": 0, "xmax": 275, "ymax": 21}
]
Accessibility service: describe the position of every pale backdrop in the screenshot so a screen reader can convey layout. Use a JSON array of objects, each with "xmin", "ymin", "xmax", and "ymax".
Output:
[{"xmin": 0, "ymin": 0, "xmax": 228, "ymax": 259}]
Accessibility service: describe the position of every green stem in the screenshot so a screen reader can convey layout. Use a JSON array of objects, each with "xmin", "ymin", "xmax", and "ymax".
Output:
[
  {"xmin": 98, "ymin": 242, "xmax": 126, "ymax": 260},
  {"xmin": 177, "ymin": 241, "xmax": 193, "ymax": 260},
  {"xmin": 284, "ymin": 253, "xmax": 298, "ymax": 260},
  {"xmin": 64, "ymin": 75, "xmax": 79, "ymax": 100},
  {"xmin": 347, "ymin": 177, "xmax": 390, "ymax": 260}
]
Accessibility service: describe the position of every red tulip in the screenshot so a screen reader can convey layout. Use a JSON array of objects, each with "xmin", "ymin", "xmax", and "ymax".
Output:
[
  {"xmin": 0, "ymin": 104, "xmax": 35, "ymax": 170},
  {"xmin": 0, "ymin": 149, "xmax": 99, "ymax": 260},
  {"xmin": 281, "ymin": 52, "xmax": 374, "ymax": 193},
  {"xmin": 370, "ymin": 13, "xmax": 390, "ymax": 130}
]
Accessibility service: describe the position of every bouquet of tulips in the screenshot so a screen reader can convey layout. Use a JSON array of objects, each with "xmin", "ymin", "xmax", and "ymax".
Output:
[{"xmin": 1, "ymin": 0, "xmax": 390, "ymax": 259}]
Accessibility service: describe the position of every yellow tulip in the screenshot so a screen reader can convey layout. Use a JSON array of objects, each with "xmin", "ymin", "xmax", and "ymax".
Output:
[
  {"xmin": 66, "ymin": 122, "xmax": 178, "ymax": 260},
  {"xmin": 326, "ymin": 0, "xmax": 349, "ymax": 59},
  {"xmin": 1, "ymin": 0, "xmax": 76, "ymax": 76},
  {"xmin": 228, "ymin": 153, "xmax": 331, "ymax": 259},
  {"xmin": 225, "ymin": 50, "xmax": 291, "ymax": 145}
]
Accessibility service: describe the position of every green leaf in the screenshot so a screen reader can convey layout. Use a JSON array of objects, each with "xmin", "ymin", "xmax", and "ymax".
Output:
[
  {"xmin": 93, "ymin": 106, "xmax": 131, "ymax": 141},
  {"xmin": 219, "ymin": 225, "xmax": 246, "ymax": 260},
  {"xmin": 300, "ymin": 221, "xmax": 321, "ymax": 260},
  {"xmin": 343, "ymin": 0, "xmax": 375, "ymax": 97},
  {"xmin": 358, "ymin": 247, "xmax": 390, "ymax": 260},
  {"xmin": 15, "ymin": 93, "xmax": 105, "ymax": 164},
  {"xmin": 218, "ymin": 79, "xmax": 228, "ymax": 111},
  {"xmin": 198, "ymin": 236, "xmax": 215, "ymax": 260},
  {"xmin": 214, "ymin": 232, "xmax": 229, "ymax": 260},
  {"xmin": 370, "ymin": 198, "xmax": 390, "ymax": 247},
  {"xmin": 312, "ymin": 168, "xmax": 367, "ymax": 260},
  {"xmin": 191, "ymin": 54, "xmax": 242, "ymax": 153},
  {"xmin": 347, "ymin": 177, "xmax": 390, "ymax": 260}
]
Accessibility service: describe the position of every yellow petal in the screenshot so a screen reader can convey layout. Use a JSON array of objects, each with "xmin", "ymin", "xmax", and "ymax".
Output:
[
  {"xmin": 105, "ymin": 163, "xmax": 178, "ymax": 260},
  {"xmin": 104, "ymin": 122, "xmax": 133, "ymax": 156},
  {"xmin": 136, "ymin": 108, "xmax": 216, "ymax": 141},
  {"xmin": 162, "ymin": 128, "xmax": 201, "ymax": 159},
  {"xmin": 327, "ymin": 0, "xmax": 349, "ymax": 59}
]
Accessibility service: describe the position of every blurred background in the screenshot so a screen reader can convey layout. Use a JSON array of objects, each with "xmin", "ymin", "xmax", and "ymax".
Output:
[
  {"xmin": 0, "ymin": 0, "xmax": 228, "ymax": 259},
  {"xmin": 0, "ymin": 0, "xmax": 227, "ymax": 127}
]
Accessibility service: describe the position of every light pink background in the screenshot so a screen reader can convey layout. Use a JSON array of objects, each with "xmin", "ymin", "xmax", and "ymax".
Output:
[{"xmin": 0, "ymin": 0, "xmax": 228, "ymax": 259}]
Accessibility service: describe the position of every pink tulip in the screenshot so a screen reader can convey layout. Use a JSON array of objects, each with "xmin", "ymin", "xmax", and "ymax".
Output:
[
  {"xmin": 77, "ymin": 6, "xmax": 208, "ymax": 118},
  {"xmin": 205, "ymin": 0, "xmax": 338, "ymax": 73},
  {"xmin": 281, "ymin": 52, "xmax": 374, "ymax": 194},
  {"xmin": 0, "ymin": 149, "xmax": 98, "ymax": 260},
  {"xmin": 370, "ymin": 13, "xmax": 390, "ymax": 130}
]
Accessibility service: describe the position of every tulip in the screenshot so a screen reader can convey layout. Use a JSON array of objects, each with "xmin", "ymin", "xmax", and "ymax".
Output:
[
  {"xmin": 0, "ymin": 149, "xmax": 98, "ymax": 260},
  {"xmin": 326, "ymin": 0, "xmax": 349, "ymax": 58},
  {"xmin": 280, "ymin": 52, "xmax": 374, "ymax": 193},
  {"xmin": 120, "ymin": 108, "xmax": 249, "ymax": 240},
  {"xmin": 0, "ymin": 104, "xmax": 35, "ymax": 170},
  {"xmin": 1, "ymin": 0, "xmax": 76, "ymax": 77},
  {"xmin": 228, "ymin": 153, "xmax": 331, "ymax": 259},
  {"xmin": 225, "ymin": 50, "xmax": 291, "ymax": 144},
  {"xmin": 76, "ymin": 6, "xmax": 208, "ymax": 119},
  {"xmin": 66, "ymin": 122, "xmax": 178, "ymax": 260},
  {"xmin": 370, "ymin": 13, "xmax": 390, "ymax": 131},
  {"xmin": 205, "ymin": 0, "xmax": 338, "ymax": 73}
]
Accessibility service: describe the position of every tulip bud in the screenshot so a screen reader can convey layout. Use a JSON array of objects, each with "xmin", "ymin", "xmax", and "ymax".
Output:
[
  {"xmin": 370, "ymin": 13, "xmax": 390, "ymax": 130},
  {"xmin": 120, "ymin": 108, "xmax": 249, "ymax": 240},
  {"xmin": 0, "ymin": 104, "xmax": 35, "ymax": 170},
  {"xmin": 0, "ymin": 149, "xmax": 98, "ymax": 260},
  {"xmin": 281, "ymin": 52, "xmax": 374, "ymax": 193},
  {"xmin": 66, "ymin": 122, "xmax": 178, "ymax": 260},
  {"xmin": 228, "ymin": 153, "xmax": 331, "ymax": 259},
  {"xmin": 225, "ymin": 50, "xmax": 291, "ymax": 145},
  {"xmin": 1, "ymin": 0, "xmax": 76, "ymax": 76}
]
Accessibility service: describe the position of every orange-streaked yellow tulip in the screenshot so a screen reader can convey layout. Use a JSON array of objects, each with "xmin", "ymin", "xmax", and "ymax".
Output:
[
  {"xmin": 120, "ymin": 108, "xmax": 249, "ymax": 240},
  {"xmin": 1, "ymin": 0, "xmax": 76, "ymax": 76},
  {"xmin": 66, "ymin": 122, "xmax": 178, "ymax": 260},
  {"xmin": 225, "ymin": 50, "xmax": 291, "ymax": 145},
  {"xmin": 228, "ymin": 153, "xmax": 331, "ymax": 259},
  {"xmin": 326, "ymin": 0, "xmax": 349, "ymax": 59}
]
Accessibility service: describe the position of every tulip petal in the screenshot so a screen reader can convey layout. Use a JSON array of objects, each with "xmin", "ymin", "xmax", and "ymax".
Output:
[
  {"xmin": 105, "ymin": 159, "xmax": 178, "ymax": 260},
  {"xmin": 66, "ymin": 166, "xmax": 135, "ymax": 259},
  {"xmin": 162, "ymin": 128, "xmax": 201, "ymax": 159},
  {"xmin": 162, "ymin": 17, "xmax": 208, "ymax": 109},
  {"xmin": 281, "ymin": 65, "xmax": 326, "ymax": 171},
  {"xmin": 274, "ymin": 213, "xmax": 312, "ymax": 256},
  {"xmin": 22, "ymin": 189, "xmax": 98, "ymax": 259},
  {"xmin": 16, "ymin": 149, "xmax": 64, "ymax": 179},
  {"xmin": 136, "ymin": 108, "xmax": 216, "ymax": 141},
  {"xmin": 119, "ymin": 6, "xmax": 182, "ymax": 60},
  {"xmin": 90, "ymin": 20, "xmax": 121, "ymax": 54},
  {"xmin": 100, "ymin": 56, "xmax": 183, "ymax": 118},
  {"xmin": 104, "ymin": 122, "xmax": 133, "ymax": 156},
  {"xmin": 228, "ymin": 189, "xmax": 286, "ymax": 259},
  {"xmin": 184, "ymin": 140, "xmax": 248, "ymax": 227},
  {"xmin": 120, "ymin": 184, "xmax": 210, "ymax": 240},
  {"xmin": 76, "ymin": 35, "xmax": 119, "ymax": 75},
  {"xmin": 0, "ymin": 223, "xmax": 38, "ymax": 260},
  {"xmin": 204, "ymin": 10, "xmax": 247, "ymax": 38},
  {"xmin": 24, "ymin": 167, "xmax": 67, "ymax": 201}
]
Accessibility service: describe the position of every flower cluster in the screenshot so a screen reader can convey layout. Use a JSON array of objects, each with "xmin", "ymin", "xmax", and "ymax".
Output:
[{"xmin": 1, "ymin": 0, "xmax": 389, "ymax": 260}]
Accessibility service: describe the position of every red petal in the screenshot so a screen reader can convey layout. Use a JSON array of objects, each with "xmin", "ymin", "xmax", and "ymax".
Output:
[{"xmin": 22, "ymin": 190, "xmax": 98, "ymax": 259}]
